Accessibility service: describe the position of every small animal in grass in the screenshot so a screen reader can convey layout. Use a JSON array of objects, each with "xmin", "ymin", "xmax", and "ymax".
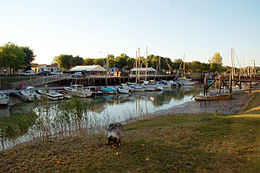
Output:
[{"xmin": 107, "ymin": 122, "xmax": 124, "ymax": 147}]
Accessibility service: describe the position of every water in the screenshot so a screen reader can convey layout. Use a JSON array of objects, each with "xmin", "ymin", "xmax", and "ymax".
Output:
[{"xmin": 0, "ymin": 86, "xmax": 201, "ymax": 150}]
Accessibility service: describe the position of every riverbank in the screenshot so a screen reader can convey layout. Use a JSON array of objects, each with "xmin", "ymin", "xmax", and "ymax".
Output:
[
  {"xmin": 152, "ymin": 91, "xmax": 255, "ymax": 115},
  {"xmin": 0, "ymin": 90, "xmax": 259, "ymax": 172}
]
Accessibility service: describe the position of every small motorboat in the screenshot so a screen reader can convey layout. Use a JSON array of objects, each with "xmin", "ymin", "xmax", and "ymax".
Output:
[
  {"xmin": 100, "ymin": 87, "xmax": 117, "ymax": 94},
  {"xmin": 158, "ymin": 80, "xmax": 172, "ymax": 89},
  {"xmin": 0, "ymin": 92, "xmax": 9, "ymax": 105},
  {"xmin": 144, "ymin": 85, "xmax": 156, "ymax": 91},
  {"xmin": 64, "ymin": 84, "xmax": 92, "ymax": 98},
  {"xmin": 21, "ymin": 86, "xmax": 41, "ymax": 102},
  {"xmin": 85, "ymin": 86, "xmax": 103, "ymax": 96},
  {"xmin": 117, "ymin": 87, "xmax": 130, "ymax": 94},
  {"xmin": 38, "ymin": 89, "xmax": 64, "ymax": 100},
  {"xmin": 131, "ymin": 85, "xmax": 145, "ymax": 92}
]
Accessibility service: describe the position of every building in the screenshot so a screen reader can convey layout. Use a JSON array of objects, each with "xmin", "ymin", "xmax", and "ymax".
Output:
[
  {"xmin": 31, "ymin": 63, "xmax": 59, "ymax": 74},
  {"xmin": 70, "ymin": 65, "xmax": 107, "ymax": 75},
  {"xmin": 130, "ymin": 67, "xmax": 157, "ymax": 76}
]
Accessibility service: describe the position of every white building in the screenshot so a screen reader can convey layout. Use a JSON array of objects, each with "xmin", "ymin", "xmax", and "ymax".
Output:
[
  {"xmin": 130, "ymin": 67, "xmax": 157, "ymax": 75},
  {"xmin": 70, "ymin": 65, "xmax": 107, "ymax": 75}
]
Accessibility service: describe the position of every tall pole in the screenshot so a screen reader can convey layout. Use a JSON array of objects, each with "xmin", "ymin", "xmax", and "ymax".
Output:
[
  {"xmin": 145, "ymin": 46, "xmax": 148, "ymax": 81},
  {"xmin": 183, "ymin": 54, "xmax": 186, "ymax": 76},
  {"xmin": 138, "ymin": 47, "xmax": 140, "ymax": 83},
  {"xmin": 135, "ymin": 50, "xmax": 138, "ymax": 84},
  {"xmin": 231, "ymin": 49, "xmax": 234, "ymax": 81}
]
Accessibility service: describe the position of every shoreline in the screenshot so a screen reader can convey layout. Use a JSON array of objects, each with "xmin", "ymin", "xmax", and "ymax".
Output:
[{"xmin": 150, "ymin": 92, "xmax": 254, "ymax": 116}]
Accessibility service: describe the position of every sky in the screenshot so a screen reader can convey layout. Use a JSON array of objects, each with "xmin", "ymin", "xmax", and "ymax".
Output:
[{"xmin": 0, "ymin": 0, "xmax": 259, "ymax": 67}]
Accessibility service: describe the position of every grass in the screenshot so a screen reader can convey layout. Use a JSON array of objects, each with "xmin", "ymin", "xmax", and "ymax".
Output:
[{"xmin": 0, "ymin": 91, "xmax": 260, "ymax": 172}]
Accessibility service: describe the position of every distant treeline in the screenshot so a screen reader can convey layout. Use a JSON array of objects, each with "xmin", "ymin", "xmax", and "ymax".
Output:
[
  {"xmin": 1, "ymin": 42, "xmax": 257, "ymax": 74},
  {"xmin": 53, "ymin": 52, "xmax": 229, "ymax": 73}
]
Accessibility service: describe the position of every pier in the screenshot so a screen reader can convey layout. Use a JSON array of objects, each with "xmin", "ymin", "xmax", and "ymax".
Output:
[{"xmin": 10, "ymin": 74, "xmax": 177, "ymax": 89}]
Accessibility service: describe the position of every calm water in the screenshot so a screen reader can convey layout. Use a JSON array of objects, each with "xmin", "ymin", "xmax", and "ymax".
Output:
[{"xmin": 0, "ymin": 86, "xmax": 201, "ymax": 150}]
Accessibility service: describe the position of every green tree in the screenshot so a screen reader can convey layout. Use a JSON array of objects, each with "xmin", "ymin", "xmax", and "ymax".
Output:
[
  {"xmin": 208, "ymin": 52, "xmax": 223, "ymax": 72},
  {"xmin": 94, "ymin": 58, "xmax": 105, "ymax": 66},
  {"xmin": 53, "ymin": 54, "xmax": 73, "ymax": 70},
  {"xmin": 72, "ymin": 56, "xmax": 84, "ymax": 67},
  {"xmin": 22, "ymin": 47, "xmax": 35, "ymax": 68},
  {"xmin": 190, "ymin": 61, "xmax": 201, "ymax": 72},
  {"xmin": 106, "ymin": 54, "xmax": 115, "ymax": 68},
  {"xmin": 0, "ymin": 43, "xmax": 26, "ymax": 74},
  {"xmin": 125, "ymin": 58, "xmax": 135, "ymax": 70},
  {"xmin": 115, "ymin": 53, "xmax": 129, "ymax": 69},
  {"xmin": 209, "ymin": 52, "xmax": 222, "ymax": 65},
  {"xmin": 201, "ymin": 63, "xmax": 210, "ymax": 72},
  {"xmin": 83, "ymin": 58, "xmax": 94, "ymax": 65}
]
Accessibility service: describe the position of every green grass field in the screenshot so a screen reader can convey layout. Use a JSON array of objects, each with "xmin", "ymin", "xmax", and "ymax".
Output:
[{"xmin": 0, "ymin": 91, "xmax": 259, "ymax": 172}]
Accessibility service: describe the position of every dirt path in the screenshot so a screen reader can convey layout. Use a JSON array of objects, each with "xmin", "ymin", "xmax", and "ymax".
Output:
[{"xmin": 151, "ymin": 93, "xmax": 254, "ymax": 115}]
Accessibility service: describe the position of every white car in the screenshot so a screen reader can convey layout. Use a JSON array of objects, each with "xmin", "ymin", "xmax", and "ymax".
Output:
[
  {"xmin": 20, "ymin": 70, "xmax": 35, "ymax": 76},
  {"xmin": 51, "ymin": 70, "xmax": 63, "ymax": 75},
  {"xmin": 72, "ymin": 72, "xmax": 82, "ymax": 77}
]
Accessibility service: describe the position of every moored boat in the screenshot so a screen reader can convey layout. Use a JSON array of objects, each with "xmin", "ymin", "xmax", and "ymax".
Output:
[
  {"xmin": 85, "ymin": 86, "xmax": 103, "ymax": 96},
  {"xmin": 64, "ymin": 84, "xmax": 92, "ymax": 98},
  {"xmin": 194, "ymin": 93, "xmax": 231, "ymax": 101},
  {"xmin": 38, "ymin": 89, "xmax": 64, "ymax": 100},
  {"xmin": 0, "ymin": 92, "xmax": 9, "ymax": 105},
  {"xmin": 100, "ymin": 87, "xmax": 117, "ymax": 94},
  {"xmin": 21, "ymin": 86, "xmax": 41, "ymax": 101}
]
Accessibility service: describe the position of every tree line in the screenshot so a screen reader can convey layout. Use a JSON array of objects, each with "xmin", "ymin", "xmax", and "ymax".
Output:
[
  {"xmin": 0, "ymin": 42, "xmax": 227, "ymax": 74},
  {"xmin": 53, "ymin": 52, "xmax": 225, "ymax": 73},
  {"xmin": 0, "ymin": 43, "xmax": 35, "ymax": 74}
]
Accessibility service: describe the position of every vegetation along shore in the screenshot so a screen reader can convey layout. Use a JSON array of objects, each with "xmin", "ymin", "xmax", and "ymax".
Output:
[{"xmin": 0, "ymin": 90, "xmax": 259, "ymax": 172}]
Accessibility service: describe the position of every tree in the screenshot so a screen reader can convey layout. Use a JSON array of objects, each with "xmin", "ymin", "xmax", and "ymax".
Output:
[
  {"xmin": 209, "ymin": 52, "xmax": 222, "ymax": 65},
  {"xmin": 22, "ymin": 47, "xmax": 35, "ymax": 68},
  {"xmin": 106, "ymin": 54, "xmax": 115, "ymax": 68},
  {"xmin": 94, "ymin": 58, "xmax": 105, "ymax": 67},
  {"xmin": 208, "ymin": 52, "xmax": 223, "ymax": 72},
  {"xmin": 0, "ymin": 43, "xmax": 26, "ymax": 74},
  {"xmin": 125, "ymin": 58, "xmax": 135, "ymax": 70},
  {"xmin": 83, "ymin": 58, "xmax": 94, "ymax": 65},
  {"xmin": 190, "ymin": 61, "xmax": 201, "ymax": 72},
  {"xmin": 53, "ymin": 54, "xmax": 73, "ymax": 70},
  {"xmin": 72, "ymin": 56, "xmax": 84, "ymax": 67},
  {"xmin": 115, "ymin": 53, "xmax": 129, "ymax": 70}
]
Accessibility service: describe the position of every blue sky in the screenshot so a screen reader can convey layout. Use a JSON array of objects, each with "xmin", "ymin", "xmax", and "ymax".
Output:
[{"xmin": 0, "ymin": 0, "xmax": 259, "ymax": 66}]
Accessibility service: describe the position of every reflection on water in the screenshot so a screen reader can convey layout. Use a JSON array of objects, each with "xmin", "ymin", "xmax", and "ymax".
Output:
[{"xmin": 0, "ymin": 86, "xmax": 201, "ymax": 150}]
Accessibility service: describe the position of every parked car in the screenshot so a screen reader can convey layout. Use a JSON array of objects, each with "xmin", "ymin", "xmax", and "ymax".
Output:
[
  {"xmin": 51, "ymin": 70, "xmax": 63, "ymax": 75},
  {"xmin": 72, "ymin": 72, "xmax": 82, "ymax": 77},
  {"xmin": 20, "ymin": 70, "xmax": 35, "ymax": 76},
  {"xmin": 38, "ymin": 71, "xmax": 51, "ymax": 76}
]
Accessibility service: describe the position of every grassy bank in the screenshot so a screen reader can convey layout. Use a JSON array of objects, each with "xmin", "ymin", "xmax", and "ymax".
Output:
[{"xmin": 0, "ymin": 92, "xmax": 259, "ymax": 172}]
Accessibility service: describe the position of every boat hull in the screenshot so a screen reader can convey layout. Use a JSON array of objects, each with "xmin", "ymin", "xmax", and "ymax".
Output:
[{"xmin": 194, "ymin": 94, "xmax": 231, "ymax": 101}]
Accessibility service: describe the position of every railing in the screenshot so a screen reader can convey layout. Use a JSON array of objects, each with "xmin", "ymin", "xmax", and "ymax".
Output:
[{"xmin": 11, "ymin": 74, "xmax": 72, "ymax": 88}]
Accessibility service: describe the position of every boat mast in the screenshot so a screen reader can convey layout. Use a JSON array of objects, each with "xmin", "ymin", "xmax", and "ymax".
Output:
[
  {"xmin": 138, "ymin": 47, "xmax": 141, "ymax": 83},
  {"xmin": 183, "ymin": 54, "xmax": 186, "ymax": 77},
  {"xmin": 135, "ymin": 50, "xmax": 138, "ymax": 84},
  {"xmin": 145, "ymin": 46, "xmax": 148, "ymax": 81}
]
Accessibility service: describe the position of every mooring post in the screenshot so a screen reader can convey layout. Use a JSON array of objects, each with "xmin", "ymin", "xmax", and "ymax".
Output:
[
  {"xmin": 238, "ymin": 75, "xmax": 241, "ymax": 89},
  {"xmin": 218, "ymin": 75, "xmax": 221, "ymax": 93},
  {"xmin": 204, "ymin": 74, "xmax": 207, "ymax": 95},
  {"xmin": 229, "ymin": 73, "xmax": 232, "ymax": 94},
  {"xmin": 249, "ymin": 78, "xmax": 252, "ymax": 93}
]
